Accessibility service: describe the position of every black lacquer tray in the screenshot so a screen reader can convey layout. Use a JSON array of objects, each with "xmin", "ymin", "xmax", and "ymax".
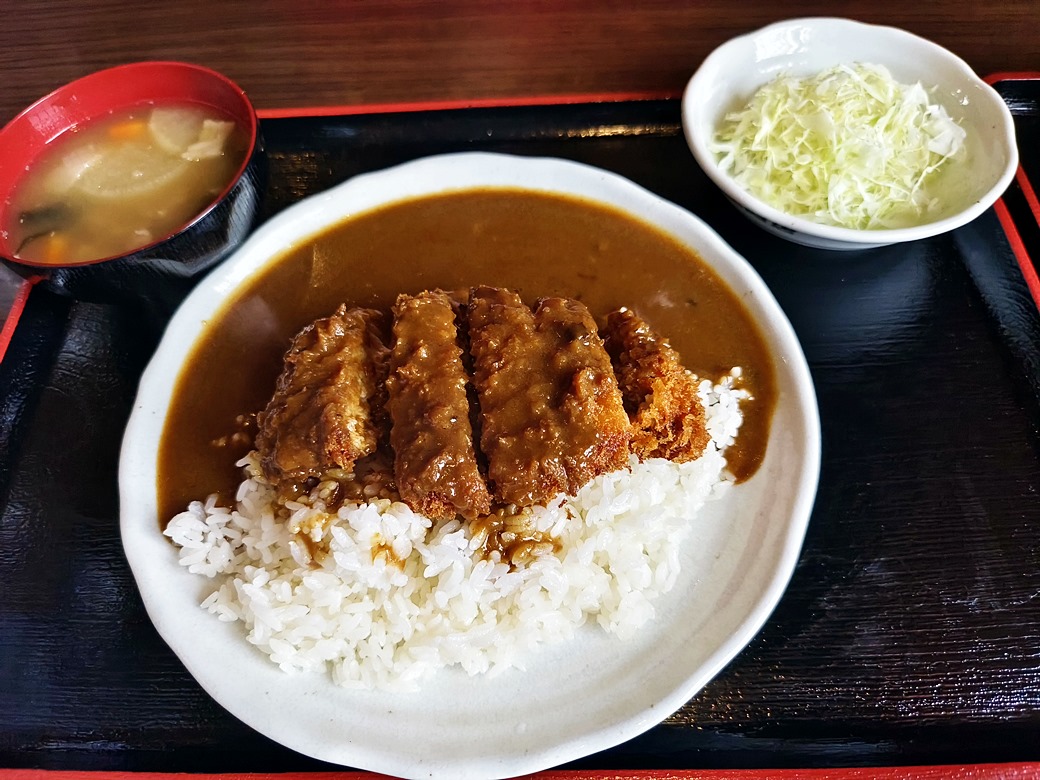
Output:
[{"xmin": 1, "ymin": 93, "xmax": 1039, "ymax": 773}]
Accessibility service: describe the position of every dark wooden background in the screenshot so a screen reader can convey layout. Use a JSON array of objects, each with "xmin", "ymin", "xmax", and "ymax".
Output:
[{"xmin": 2, "ymin": 1, "xmax": 1038, "ymax": 123}]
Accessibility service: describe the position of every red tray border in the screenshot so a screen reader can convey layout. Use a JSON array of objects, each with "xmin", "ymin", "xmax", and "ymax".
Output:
[
  {"xmin": 254, "ymin": 89, "xmax": 678, "ymax": 119},
  {"xmin": 986, "ymin": 72, "xmax": 1040, "ymax": 311},
  {"xmin": 5, "ymin": 762, "xmax": 1040, "ymax": 779},
  {"xmin": 1, "ymin": 89, "xmax": 1039, "ymax": 778}
]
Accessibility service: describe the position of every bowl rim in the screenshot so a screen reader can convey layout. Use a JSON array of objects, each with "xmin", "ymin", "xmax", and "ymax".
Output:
[
  {"xmin": 0, "ymin": 60, "xmax": 261, "ymax": 269},
  {"xmin": 681, "ymin": 16, "xmax": 1019, "ymax": 246}
]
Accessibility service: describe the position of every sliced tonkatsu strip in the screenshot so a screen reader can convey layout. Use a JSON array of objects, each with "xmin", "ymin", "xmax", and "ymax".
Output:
[
  {"xmin": 603, "ymin": 307, "xmax": 709, "ymax": 463},
  {"xmin": 467, "ymin": 286, "xmax": 569, "ymax": 507},
  {"xmin": 386, "ymin": 290, "xmax": 491, "ymax": 520},
  {"xmin": 467, "ymin": 288, "xmax": 630, "ymax": 507},
  {"xmin": 534, "ymin": 296, "xmax": 630, "ymax": 492},
  {"xmin": 256, "ymin": 305, "xmax": 390, "ymax": 485}
]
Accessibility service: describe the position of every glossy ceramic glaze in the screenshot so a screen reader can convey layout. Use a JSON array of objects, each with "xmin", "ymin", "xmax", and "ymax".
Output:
[
  {"xmin": 0, "ymin": 62, "xmax": 265, "ymax": 311},
  {"xmin": 119, "ymin": 153, "xmax": 820, "ymax": 779},
  {"xmin": 681, "ymin": 17, "xmax": 1018, "ymax": 249}
]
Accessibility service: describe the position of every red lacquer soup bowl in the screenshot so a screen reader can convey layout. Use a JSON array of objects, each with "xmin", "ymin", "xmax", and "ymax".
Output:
[{"xmin": 0, "ymin": 61, "xmax": 266, "ymax": 313}]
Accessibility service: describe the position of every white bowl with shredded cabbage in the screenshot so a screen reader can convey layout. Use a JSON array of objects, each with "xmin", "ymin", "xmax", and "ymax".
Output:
[{"xmin": 682, "ymin": 17, "xmax": 1017, "ymax": 250}]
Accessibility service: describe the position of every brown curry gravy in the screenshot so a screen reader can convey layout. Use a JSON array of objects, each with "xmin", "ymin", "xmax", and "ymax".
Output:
[{"xmin": 158, "ymin": 188, "xmax": 777, "ymax": 525}]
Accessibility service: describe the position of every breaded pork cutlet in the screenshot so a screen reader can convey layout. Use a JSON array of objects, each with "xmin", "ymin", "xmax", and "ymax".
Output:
[
  {"xmin": 604, "ymin": 307, "xmax": 709, "ymax": 462},
  {"xmin": 386, "ymin": 290, "xmax": 491, "ymax": 520},
  {"xmin": 468, "ymin": 287, "xmax": 630, "ymax": 507},
  {"xmin": 256, "ymin": 305, "xmax": 390, "ymax": 485},
  {"xmin": 534, "ymin": 296, "xmax": 630, "ymax": 491},
  {"xmin": 467, "ymin": 286, "xmax": 569, "ymax": 507}
]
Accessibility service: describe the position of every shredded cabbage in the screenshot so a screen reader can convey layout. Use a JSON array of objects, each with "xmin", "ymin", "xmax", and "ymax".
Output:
[{"xmin": 710, "ymin": 63, "xmax": 967, "ymax": 230}]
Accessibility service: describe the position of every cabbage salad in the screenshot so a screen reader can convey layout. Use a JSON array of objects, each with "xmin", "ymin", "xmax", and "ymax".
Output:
[{"xmin": 710, "ymin": 63, "xmax": 966, "ymax": 230}]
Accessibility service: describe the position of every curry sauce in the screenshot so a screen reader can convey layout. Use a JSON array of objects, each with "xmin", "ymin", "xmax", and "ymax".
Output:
[{"xmin": 157, "ymin": 188, "xmax": 777, "ymax": 524}]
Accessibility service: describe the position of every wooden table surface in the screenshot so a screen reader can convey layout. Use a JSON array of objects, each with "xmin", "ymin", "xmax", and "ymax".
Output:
[{"xmin": 2, "ymin": 0, "xmax": 1037, "ymax": 123}]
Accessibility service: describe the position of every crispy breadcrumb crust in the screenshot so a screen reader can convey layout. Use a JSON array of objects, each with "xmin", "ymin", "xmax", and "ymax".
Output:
[
  {"xmin": 604, "ymin": 307, "xmax": 709, "ymax": 463},
  {"xmin": 256, "ymin": 305, "xmax": 390, "ymax": 484}
]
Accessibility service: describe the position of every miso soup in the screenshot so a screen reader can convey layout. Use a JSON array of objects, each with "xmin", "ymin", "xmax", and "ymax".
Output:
[{"xmin": 7, "ymin": 102, "xmax": 249, "ymax": 265}]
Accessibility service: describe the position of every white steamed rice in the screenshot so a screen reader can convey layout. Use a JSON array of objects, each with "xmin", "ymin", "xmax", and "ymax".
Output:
[{"xmin": 164, "ymin": 370, "xmax": 747, "ymax": 690}]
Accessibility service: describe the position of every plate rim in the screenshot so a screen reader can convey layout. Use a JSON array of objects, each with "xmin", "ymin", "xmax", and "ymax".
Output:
[{"xmin": 119, "ymin": 151, "xmax": 821, "ymax": 779}]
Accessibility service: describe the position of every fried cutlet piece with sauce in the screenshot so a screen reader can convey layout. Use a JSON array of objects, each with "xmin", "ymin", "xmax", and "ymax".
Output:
[
  {"xmin": 256, "ymin": 305, "xmax": 390, "ymax": 485},
  {"xmin": 468, "ymin": 286, "xmax": 629, "ymax": 507},
  {"xmin": 468, "ymin": 286, "xmax": 567, "ymax": 507},
  {"xmin": 535, "ymin": 296, "xmax": 630, "ymax": 490},
  {"xmin": 386, "ymin": 290, "xmax": 491, "ymax": 520},
  {"xmin": 604, "ymin": 307, "xmax": 709, "ymax": 463}
]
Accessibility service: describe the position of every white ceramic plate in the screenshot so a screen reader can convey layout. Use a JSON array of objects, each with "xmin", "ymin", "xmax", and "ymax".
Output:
[{"xmin": 119, "ymin": 152, "xmax": 820, "ymax": 779}]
